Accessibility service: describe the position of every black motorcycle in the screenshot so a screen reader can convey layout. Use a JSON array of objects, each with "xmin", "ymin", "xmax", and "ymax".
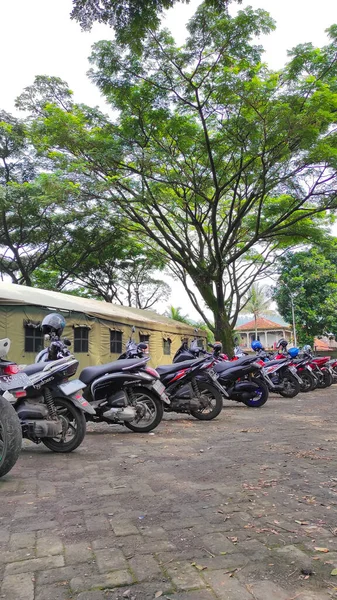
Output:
[
  {"xmin": 122, "ymin": 330, "xmax": 225, "ymax": 420},
  {"xmin": 37, "ymin": 333, "xmax": 169, "ymax": 433},
  {"xmin": 174, "ymin": 339, "xmax": 269, "ymax": 408},
  {"xmin": 0, "ymin": 338, "xmax": 22, "ymax": 477},
  {"xmin": 3, "ymin": 337, "xmax": 95, "ymax": 453}
]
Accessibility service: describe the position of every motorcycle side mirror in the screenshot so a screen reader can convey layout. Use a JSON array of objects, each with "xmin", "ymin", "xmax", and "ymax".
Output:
[{"xmin": 63, "ymin": 338, "xmax": 71, "ymax": 346}]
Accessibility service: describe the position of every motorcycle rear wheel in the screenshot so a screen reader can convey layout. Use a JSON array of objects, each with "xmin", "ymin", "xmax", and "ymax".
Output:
[
  {"xmin": 317, "ymin": 369, "xmax": 333, "ymax": 388},
  {"xmin": 243, "ymin": 378, "xmax": 269, "ymax": 407},
  {"xmin": 0, "ymin": 397, "xmax": 22, "ymax": 478},
  {"xmin": 299, "ymin": 371, "xmax": 315, "ymax": 393},
  {"xmin": 279, "ymin": 374, "xmax": 300, "ymax": 398},
  {"xmin": 190, "ymin": 382, "xmax": 223, "ymax": 420},
  {"xmin": 41, "ymin": 397, "xmax": 86, "ymax": 453},
  {"xmin": 125, "ymin": 387, "xmax": 164, "ymax": 433}
]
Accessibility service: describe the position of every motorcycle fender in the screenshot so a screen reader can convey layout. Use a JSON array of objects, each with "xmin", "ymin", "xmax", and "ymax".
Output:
[
  {"xmin": 68, "ymin": 395, "xmax": 96, "ymax": 415},
  {"xmin": 233, "ymin": 381, "xmax": 260, "ymax": 393},
  {"xmin": 145, "ymin": 380, "xmax": 170, "ymax": 405}
]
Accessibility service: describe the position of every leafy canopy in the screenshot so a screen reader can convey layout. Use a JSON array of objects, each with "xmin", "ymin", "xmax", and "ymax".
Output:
[{"xmin": 16, "ymin": 5, "xmax": 337, "ymax": 351}]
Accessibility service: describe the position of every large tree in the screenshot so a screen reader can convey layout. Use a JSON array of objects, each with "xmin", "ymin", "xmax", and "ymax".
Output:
[
  {"xmin": 17, "ymin": 6, "xmax": 337, "ymax": 352},
  {"xmin": 273, "ymin": 247, "xmax": 337, "ymax": 345}
]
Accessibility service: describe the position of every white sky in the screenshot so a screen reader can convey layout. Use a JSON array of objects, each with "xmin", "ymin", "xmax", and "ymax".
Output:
[{"xmin": 1, "ymin": 0, "xmax": 336, "ymax": 318}]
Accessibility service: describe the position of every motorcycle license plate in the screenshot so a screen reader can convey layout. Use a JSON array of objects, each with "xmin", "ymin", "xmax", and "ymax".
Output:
[
  {"xmin": 0, "ymin": 372, "xmax": 31, "ymax": 392},
  {"xmin": 59, "ymin": 379, "xmax": 86, "ymax": 396},
  {"xmin": 152, "ymin": 379, "xmax": 170, "ymax": 404},
  {"xmin": 208, "ymin": 368, "xmax": 218, "ymax": 380}
]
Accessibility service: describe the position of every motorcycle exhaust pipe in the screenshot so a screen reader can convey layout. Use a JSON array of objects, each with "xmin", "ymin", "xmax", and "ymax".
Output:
[
  {"xmin": 25, "ymin": 420, "xmax": 63, "ymax": 437},
  {"xmin": 103, "ymin": 407, "xmax": 136, "ymax": 422}
]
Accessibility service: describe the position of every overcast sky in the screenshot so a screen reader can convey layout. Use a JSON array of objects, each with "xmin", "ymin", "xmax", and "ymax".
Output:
[{"xmin": 1, "ymin": 0, "xmax": 336, "ymax": 318}]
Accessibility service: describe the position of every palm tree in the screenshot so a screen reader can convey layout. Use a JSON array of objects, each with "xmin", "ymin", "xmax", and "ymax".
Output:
[
  {"xmin": 242, "ymin": 284, "xmax": 274, "ymax": 341},
  {"xmin": 164, "ymin": 306, "xmax": 191, "ymax": 324}
]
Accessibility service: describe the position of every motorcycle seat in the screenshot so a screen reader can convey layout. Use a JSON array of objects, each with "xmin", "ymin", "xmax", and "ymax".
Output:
[
  {"xmin": 23, "ymin": 363, "xmax": 47, "ymax": 376},
  {"xmin": 80, "ymin": 358, "xmax": 143, "ymax": 385},
  {"xmin": 262, "ymin": 358, "xmax": 287, "ymax": 367},
  {"xmin": 213, "ymin": 362, "xmax": 255, "ymax": 378},
  {"xmin": 156, "ymin": 359, "xmax": 196, "ymax": 376}
]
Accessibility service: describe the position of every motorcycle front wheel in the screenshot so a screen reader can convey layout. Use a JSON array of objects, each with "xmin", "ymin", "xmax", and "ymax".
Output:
[
  {"xmin": 243, "ymin": 378, "xmax": 269, "ymax": 407},
  {"xmin": 299, "ymin": 371, "xmax": 315, "ymax": 393},
  {"xmin": 41, "ymin": 397, "xmax": 86, "ymax": 453},
  {"xmin": 190, "ymin": 382, "xmax": 223, "ymax": 420},
  {"xmin": 125, "ymin": 387, "xmax": 164, "ymax": 433},
  {"xmin": 279, "ymin": 373, "xmax": 300, "ymax": 398},
  {"xmin": 0, "ymin": 397, "xmax": 22, "ymax": 478}
]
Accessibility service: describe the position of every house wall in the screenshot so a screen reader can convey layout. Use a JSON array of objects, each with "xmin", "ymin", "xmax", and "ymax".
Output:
[
  {"xmin": 237, "ymin": 329, "xmax": 292, "ymax": 349},
  {"xmin": 0, "ymin": 305, "xmax": 204, "ymax": 370}
]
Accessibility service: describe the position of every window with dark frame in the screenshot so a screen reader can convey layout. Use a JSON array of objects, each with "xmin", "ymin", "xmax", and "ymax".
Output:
[
  {"xmin": 110, "ymin": 330, "xmax": 123, "ymax": 354},
  {"xmin": 24, "ymin": 325, "xmax": 44, "ymax": 353},
  {"xmin": 74, "ymin": 327, "xmax": 89, "ymax": 353},
  {"xmin": 163, "ymin": 338, "xmax": 171, "ymax": 355},
  {"xmin": 139, "ymin": 334, "xmax": 150, "ymax": 343},
  {"xmin": 197, "ymin": 338, "xmax": 204, "ymax": 348}
]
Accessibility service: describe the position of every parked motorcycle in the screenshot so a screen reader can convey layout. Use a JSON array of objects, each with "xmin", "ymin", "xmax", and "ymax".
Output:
[
  {"xmin": 302, "ymin": 345, "xmax": 333, "ymax": 388},
  {"xmin": 122, "ymin": 329, "xmax": 225, "ymax": 419},
  {"xmin": 0, "ymin": 338, "xmax": 22, "ymax": 477},
  {"xmin": 251, "ymin": 341, "xmax": 302, "ymax": 398},
  {"xmin": 174, "ymin": 338, "xmax": 268, "ymax": 408}
]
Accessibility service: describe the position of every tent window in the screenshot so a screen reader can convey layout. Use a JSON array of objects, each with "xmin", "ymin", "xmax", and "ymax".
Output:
[
  {"xmin": 110, "ymin": 330, "xmax": 123, "ymax": 354},
  {"xmin": 140, "ymin": 334, "xmax": 150, "ymax": 343},
  {"xmin": 24, "ymin": 325, "xmax": 44, "ymax": 353},
  {"xmin": 74, "ymin": 327, "xmax": 89, "ymax": 353},
  {"xmin": 163, "ymin": 339, "xmax": 171, "ymax": 355}
]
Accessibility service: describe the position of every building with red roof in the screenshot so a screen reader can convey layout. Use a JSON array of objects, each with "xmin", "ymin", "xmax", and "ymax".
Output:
[{"xmin": 235, "ymin": 316, "xmax": 292, "ymax": 350}]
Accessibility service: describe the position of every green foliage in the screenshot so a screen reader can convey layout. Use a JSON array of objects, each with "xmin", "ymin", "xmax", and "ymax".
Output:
[
  {"xmin": 15, "ymin": 7, "xmax": 337, "ymax": 351},
  {"xmin": 241, "ymin": 284, "xmax": 273, "ymax": 338},
  {"xmin": 273, "ymin": 247, "xmax": 337, "ymax": 345},
  {"xmin": 164, "ymin": 306, "xmax": 191, "ymax": 324}
]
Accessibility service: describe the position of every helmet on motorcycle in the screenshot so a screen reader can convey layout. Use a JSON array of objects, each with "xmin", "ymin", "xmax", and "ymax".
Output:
[
  {"xmin": 41, "ymin": 313, "xmax": 66, "ymax": 337},
  {"xmin": 288, "ymin": 347, "xmax": 299, "ymax": 358},
  {"xmin": 276, "ymin": 338, "xmax": 288, "ymax": 349},
  {"xmin": 303, "ymin": 344, "xmax": 312, "ymax": 353},
  {"xmin": 251, "ymin": 340, "xmax": 263, "ymax": 351}
]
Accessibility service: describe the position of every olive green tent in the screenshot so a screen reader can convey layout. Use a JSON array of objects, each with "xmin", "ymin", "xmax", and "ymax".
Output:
[{"xmin": 0, "ymin": 283, "xmax": 205, "ymax": 370}]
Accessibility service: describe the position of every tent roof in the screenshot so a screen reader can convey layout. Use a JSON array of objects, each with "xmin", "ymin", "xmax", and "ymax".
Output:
[
  {"xmin": 236, "ymin": 316, "xmax": 291, "ymax": 331},
  {"xmin": 0, "ymin": 283, "xmax": 196, "ymax": 334}
]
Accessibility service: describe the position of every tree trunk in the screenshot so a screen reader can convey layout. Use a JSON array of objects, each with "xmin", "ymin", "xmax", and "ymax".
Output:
[{"xmin": 213, "ymin": 310, "xmax": 234, "ymax": 357}]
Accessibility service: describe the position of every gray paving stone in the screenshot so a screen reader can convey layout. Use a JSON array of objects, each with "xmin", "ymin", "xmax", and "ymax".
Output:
[
  {"xmin": 76, "ymin": 592, "xmax": 107, "ymax": 600},
  {"xmin": 65, "ymin": 542, "xmax": 93, "ymax": 565},
  {"xmin": 4, "ymin": 554, "xmax": 64, "ymax": 575},
  {"xmin": 248, "ymin": 581, "xmax": 289, "ymax": 600},
  {"xmin": 201, "ymin": 533, "xmax": 237, "ymax": 555},
  {"xmin": 9, "ymin": 532, "xmax": 36, "ymax": 551},
  {"xmin": 37, "ymin": 535, "xmax": 64, "ymax": 557},
  {"xmin": 36, "ymin": 564, "xmax": 96, "ymax": 585},
  {"xmin": 35, "ymin": 583, "xmax": 70, "ymax": 600},
  {"xmin": 166, "ymin": 562, "xmax": 207, "ymax": 591},
  {"xmin": 203, "ymin": 571, "xmax": 253, "ymax": 599},
  {"xmin": 95, "ymin": 548, "xmax": 128, "ymax": 573},
  {"xmin": 1, "ymin": 572, "xmax": 34, "ymax": 600},
  {"xmin": 112, "ymin": 522, "xmax": 139, "ymax": 537},
  {"xmin": 70, "ymin": 570, "xmax": 133, "ymax": 593},
  {"xmin": 129, "ymin": 553, "xmax": 162, "ymax": 581}
]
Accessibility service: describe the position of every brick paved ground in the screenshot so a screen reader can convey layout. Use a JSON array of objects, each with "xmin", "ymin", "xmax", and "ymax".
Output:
[{"xmin": 1, "ymin": 390, "xmax": 337, "ymax": 600}]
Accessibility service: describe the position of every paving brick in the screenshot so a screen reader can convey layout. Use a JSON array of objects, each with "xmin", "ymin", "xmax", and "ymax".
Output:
[
  {"xmin": 248, "ymin": 581, "xmax": 289, "ymax": 600},
  {"xmin": 203, "ymin": 571, "xmax": 253, "ymax": 599},
  {"xmin": 0, "ymin": 549, "xmax": 34, "ymax": 564},
  {"xmin": 65, "ymin": 542, "xmax": 93, "ymax": 565},
  {"xmin": 92, "ymin": 536, "xmax": 118, "ymax": 550},
  {"xmin": 129, "ymin": 553, "xmax": 162, "ymax": 581},
  {"xmin": 165, "ymin": 593, "xmax": 216, "ymax": 600},
  {"xmin": 95, "ymin": 548, "xmax": 128, "ymax": 573},
  {"xmin": 77, "ymin": 593, "xmax": 107, "ymax": 600},
  {"xmin": 9, "ymin": 532, "xmax": 36, "ymax": 551},
  {"xmin": 138, "ymin": 525, "xmax": 167, "ymax": 538},
  {"xmin": 36, "ymin": 564, "xmax": 95, "ymax": 585},
  {"xmin": 12, "ymin": 519, "xmax": 57, "ymax": 532},
  {"xmin": 111, "ymin": 522, "xmax": 139, "ymax": 536},
  {"xmin": 201, "ymin": 533, "xmax": 237, "ymax": 555},
  {"xmin": 1, "ymin": 572, "xmax": 34, "ymax": 600},
  {"xmin": 85, "ymin": 515, "xmax": 110, "ymax": 532},
  {"xmin": 37, "ymin": 535, "xmax": 64, "ymax": 557},
  {"xmin": 70, "ymin": 570, "xmax": 133, "ymax": 593},
  {"xmin": 0, "ymin": 529, "xmax": 10, "ymax": 544},
  {"xmin": 4, "ymin": 555, "xmax": 64, "ymax": 575},
  {"xmin": 35, "ymin": 583, "xmax": 70, "ymax": 600},
  {"xmin": 166, "ymin": 562, "xmax": 207, "ymax": 591}
]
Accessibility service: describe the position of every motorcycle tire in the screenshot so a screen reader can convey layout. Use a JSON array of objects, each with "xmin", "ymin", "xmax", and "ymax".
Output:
[
  {"xmin": 125, "ymin": 387, "xmax": 164, "ymax": 433},
  {"xmin": 190, "ymin": 382, "xmax": 223, "ymax": 420},
  {"xmin": 317, "ymin": 369, "xmax": 333, "ymax": 389},
  {"xmin": 243, "ymin": 378, "xmax": 269, "ymax": 408},
  {"xmin": 279, "ymin": 373, "xmax": 300, "ymax": 398},
  {"xmin": 299, "ymin": 371, "xmax": 315, "ymax": 393},
  {"xmin": 41, "ymin": 397, "xmax": 86, "ymax": 453},
  {"xmin": 0, "ymin": 396, "xmax": 22, "ymax": 478}
]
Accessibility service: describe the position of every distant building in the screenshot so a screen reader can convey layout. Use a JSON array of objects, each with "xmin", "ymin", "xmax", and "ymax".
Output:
[{"xmin": 235, "ymin": 316, "xmax": 292, "ymax": 350}]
